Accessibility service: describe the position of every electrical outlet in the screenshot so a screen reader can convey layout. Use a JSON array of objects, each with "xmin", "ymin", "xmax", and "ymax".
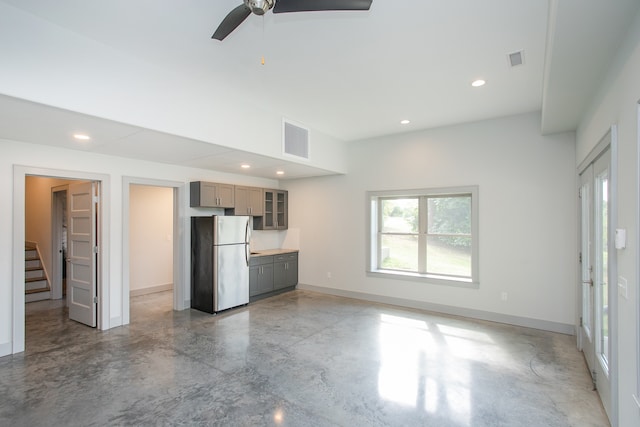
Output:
[
  {"xmin": 327, "ymin": 272, "xmax": 332, "ymax": 280},
  {"xmin": 501, "ymin": 292, "xmax": 508, "ymax": 301}
]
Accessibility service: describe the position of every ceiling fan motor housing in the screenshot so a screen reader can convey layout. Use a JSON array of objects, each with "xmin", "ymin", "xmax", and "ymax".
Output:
[{"xmin": 244, "ymin": 0, "xmax": 274, "ymax": 15}]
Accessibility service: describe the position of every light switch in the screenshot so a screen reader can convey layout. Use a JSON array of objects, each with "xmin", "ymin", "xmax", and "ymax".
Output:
[{"xmin": 615, "ymin": 228, "xmax": 626, "ymax": 249}]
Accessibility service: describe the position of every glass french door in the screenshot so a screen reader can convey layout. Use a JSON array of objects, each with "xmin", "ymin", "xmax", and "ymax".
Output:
[{"xmin": 579, "ymin": 147, "xmax": 611, "ymax": 420}]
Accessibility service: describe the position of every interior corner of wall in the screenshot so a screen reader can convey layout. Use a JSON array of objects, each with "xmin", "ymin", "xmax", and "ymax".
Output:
[
  {"xmin": 109, "ymin": 316, "xmax": 122, "ymax": 328},
  {"xmin": 0, "ymin": 341, "xmax": 12, "ymax": 357}
]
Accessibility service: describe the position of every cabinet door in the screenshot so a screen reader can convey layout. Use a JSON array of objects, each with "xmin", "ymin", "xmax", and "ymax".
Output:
[
  {"xmin": 258, "ymin": 263, "xmax": 274, "ymax": 294},
  {"xmin": 263, "ymin": 190, "xmax": 275, "ymax": 228},
  {"xmin": 273, "ymin": 261, "xmax": 287, "ymax": 290},
  {"xmin": 248, "ymin": 187, "xmax": 264, "ymax": 216},
  {"xmin": 249, "ymin": 265, "xmax": 260, "ymax": 297},
  {"xmin": 217, "ymin": 184, "xmax": 235, "ymax": 208},
  {"xmin": 286, "ymin": 257, "xmax": 298, "ymax": 287},
  {"xmin": 235, "ymin": 186, "xmax": 250, "ymax": 215},
  {"xmin": 200, "ymin": 182, "xmax": 218, "ymax": 207},
  {"xmin": 275, "ymin": 191, "xmax": 288, "ymax": 230},
  {"xmin": 260, "ymin": 190, "xmax": 287, "ymax": 229},
  {"xmin": 235, "ymin": 186, "xmax": 263, "ymax": 215}
]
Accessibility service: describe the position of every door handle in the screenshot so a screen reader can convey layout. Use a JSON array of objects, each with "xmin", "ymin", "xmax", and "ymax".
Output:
[{"xmin": 582, "ymin": 279, "xmax": 593, "ymax": 287}]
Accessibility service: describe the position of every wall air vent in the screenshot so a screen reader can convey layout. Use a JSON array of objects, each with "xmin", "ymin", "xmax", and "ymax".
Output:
[
  {"xmin": 283, "ymin": 120, "xmax": 310, "ymax": 160},
  {"xmin": 508, "ymin": 50, "xmax": 525, "ymax": 67}
]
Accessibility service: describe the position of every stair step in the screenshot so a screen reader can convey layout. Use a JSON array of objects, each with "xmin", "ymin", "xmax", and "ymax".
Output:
[
  {"xmin": 26, "ymin": 287, "xmax": 50, "ymax": 294},
  {"xmin": 25, "ymin": 242, "xmax": 50, "ymax": 297},
  {"xmin": 26, "ymin": 270, "xmax": 45, "ymax": 280},
  {"xmin": 25, "ymin": 259, "xmax": 41, "ymax": 269},
  {"xmin": 26, "ymin": 290, "xmax": 51, "ymax": 302},
  {"xmin": 26, "ymin": 283, "xmax": 48, "ymax": 292}
]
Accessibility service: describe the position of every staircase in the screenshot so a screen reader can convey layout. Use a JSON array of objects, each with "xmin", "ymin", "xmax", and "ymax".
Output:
[{"xmin": 25, "ymin": 243, "xmax": 51, "ymax": 302}]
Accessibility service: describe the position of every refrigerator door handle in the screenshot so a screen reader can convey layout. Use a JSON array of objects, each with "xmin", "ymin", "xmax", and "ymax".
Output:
[{"xmin": 244, "ymin": 218, "xmax": 251, "ymax": 266}]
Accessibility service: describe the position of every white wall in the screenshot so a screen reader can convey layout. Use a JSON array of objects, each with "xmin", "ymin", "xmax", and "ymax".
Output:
[
  {"xmin": 575, "ymin": 8, "xmax": 640, "ymax": 426},
  {"xmin": 0, "ymin": 137, "xmax": 280, "ymax": 356},
  {"xmin": 129, "ymin": 185, "xmax": 173, "ymax": 293},
  {"xmin": 284, "ymin": 112, "xmax": 577, "ymax": 330}
]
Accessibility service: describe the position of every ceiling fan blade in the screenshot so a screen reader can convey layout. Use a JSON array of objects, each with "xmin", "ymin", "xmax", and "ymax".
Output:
[
  {"xmin": 212, "ymin": 4, "xmax": 252, "ymax": 41},
  {"xmin": 273, "ymin": 0, "xmax": 372, "ymax": 14}
]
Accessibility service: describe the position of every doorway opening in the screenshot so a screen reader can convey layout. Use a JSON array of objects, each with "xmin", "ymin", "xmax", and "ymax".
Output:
[
  {"xmin": 25, "ymin": 176, "xmax": 100, "ymax": 328},
  {"xmin": 577, "ymin": 126, "xmax": 619, "ymax": 425},
  {"xmin": 121, "ymin": 177, "xmax": 185, "ymax": 326},
  {"xmin": 128, "ymin": 184, "xmax": 175, "ymax": 321},
  {"xmin": 15, "ymin": 170, "xmax": 107, "ymax": 355}
]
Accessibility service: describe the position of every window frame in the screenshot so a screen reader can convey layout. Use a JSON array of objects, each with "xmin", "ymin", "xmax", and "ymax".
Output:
[{"xmin": 367, "ymin": 186, "xmax": 479, "ymax": 288}]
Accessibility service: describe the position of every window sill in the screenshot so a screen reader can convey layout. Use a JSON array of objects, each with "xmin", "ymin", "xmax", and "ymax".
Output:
[{"xmin": 367, "ymin": 269, "xmax": 479, "ymax": 289}]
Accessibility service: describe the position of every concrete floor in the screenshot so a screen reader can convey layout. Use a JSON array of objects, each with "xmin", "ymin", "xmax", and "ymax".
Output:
[{"xmin": 0, "ymin": 290, "xmax": 609, "ymax": 426}]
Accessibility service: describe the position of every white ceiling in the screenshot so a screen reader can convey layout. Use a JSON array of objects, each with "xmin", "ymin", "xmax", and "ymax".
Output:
[{"xmin": 0, "ymin": 0, "xmax": 638, "ymax": 179}]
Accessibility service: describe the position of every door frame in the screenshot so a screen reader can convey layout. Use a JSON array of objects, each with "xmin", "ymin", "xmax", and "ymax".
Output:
[
  {"xmin": 635, "ymin": 102, "xmax": 640, "ymax": 408},
  {"xmin": 121, "ymin": 177, "xmax": 186, "ymax": 325},
  {"xmin": 51, "ymin": 184, "xmax": 68, "ymax": 301},
  {"xmin": 576, "ymin": 125, "xmax": 619, "ymax": 426},
  {"xmin": 12, "ymin": 165, "xmax": 110, "ymax": 354}
]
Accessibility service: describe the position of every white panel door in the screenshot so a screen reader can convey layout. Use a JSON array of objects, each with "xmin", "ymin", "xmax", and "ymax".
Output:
[
  {"xmin": 579, "ymin": 147, "xmax": 612, "ymax": 420},
  {"xmin": 579, "ymin": 166, "xmax": 595, "ymax": 376},
  {"xmin": 592, "ymin": 149, "xmax": 611, "ymax": 418},
  {"xmin": 67, "ymin": 181, "xmax": 97, "ymax": 327}
]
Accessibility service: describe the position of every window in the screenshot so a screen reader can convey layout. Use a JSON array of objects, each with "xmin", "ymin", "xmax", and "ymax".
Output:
[{"xmin": 368, "ymin": 186, "xmax": 478, "ymax": 286}]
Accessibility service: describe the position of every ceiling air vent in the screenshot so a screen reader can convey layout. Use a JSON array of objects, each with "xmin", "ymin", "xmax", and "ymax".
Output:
[
  {"xmin": 283, "ymin": 120, "xmax": 309, "ymax": 160},
  {"xmin": 508, "ymin": 50, "xmax": 525, "ymax": 67}
]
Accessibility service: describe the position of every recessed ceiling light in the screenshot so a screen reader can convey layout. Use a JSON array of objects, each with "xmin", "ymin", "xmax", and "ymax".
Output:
[
  {"xmin": 73, "ymin": 133, "xmax": 91, "ymax": 140},
  {"xmin": 471, "ymin": 79, "xmax": 486, "ymax": 87},
  {"xmin": 241, "ymin": 164, "xmax": 251, "ymax": 169},
  {"xmin": 400, "ymin": 119, "xmax": 410, "ymax": 125},
  {"xmin": 276, "ymin": 170, "xmax": 285, "ymax": 175}
]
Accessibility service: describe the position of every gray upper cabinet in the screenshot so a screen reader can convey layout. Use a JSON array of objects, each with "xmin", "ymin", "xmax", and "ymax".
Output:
[
  {"xmin": 254, "ymin": 189, "xmax": 288, "ymax": 230},
  {"xmin": 190, "ymin": 181, "xmax": 234, "ymax": 208},
  {"xmin": 234, "ymin": 186, "xmax": 264, "ymax": 216}
]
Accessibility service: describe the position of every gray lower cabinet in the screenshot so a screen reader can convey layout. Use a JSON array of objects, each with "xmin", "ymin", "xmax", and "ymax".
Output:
[
  {"xmin": 249, "ymin": 256, "xmax": 274, "ymax": 297},
  {"xmin": 249, "ymin": 252, "xmax": 298, "ymax": 299},
  {"xmin": 273, "ymin": 253, "xmax": 298, "ymax": 290}
]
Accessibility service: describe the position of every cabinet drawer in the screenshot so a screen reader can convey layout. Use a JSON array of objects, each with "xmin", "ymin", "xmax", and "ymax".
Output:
[
  {"xmin": 274, "ymin": 253, "xmax": 298, "ymax": 262},
  {"xmin": 249, "ymin": 255, "xmax": 274, "ymax": 266}
]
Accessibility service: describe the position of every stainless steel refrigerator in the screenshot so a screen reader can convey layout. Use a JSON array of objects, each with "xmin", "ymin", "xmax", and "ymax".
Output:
[{"xmin": 191, "ymin": 215, "xmax": 251, "ymax": 313}]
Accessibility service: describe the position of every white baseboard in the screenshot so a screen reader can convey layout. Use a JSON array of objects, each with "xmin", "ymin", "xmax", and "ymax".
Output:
[
  {"xmin": 109, "ymin": 316, "xmax": 122, "ymax": 328},
  {"xmin": 297, "ymin": 283, "xmax": 575, "ymax": 335},
  {"xmin": 0, "ymin": 341, "xmax": 12, "ymax": 358},
  {"xmin": 130, "ymin": 283, "xmax": 173, "ymax": 297}
]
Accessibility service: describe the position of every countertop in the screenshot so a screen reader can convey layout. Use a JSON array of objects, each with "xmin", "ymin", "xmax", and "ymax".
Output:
[{"xmin": 250, "ymin": 248, "xmax": 298, "ymax": 257}]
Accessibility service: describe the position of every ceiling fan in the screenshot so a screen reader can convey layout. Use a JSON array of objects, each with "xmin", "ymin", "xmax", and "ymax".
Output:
[{"xmin": 212, "ymin": 0, "xmax": 373, "ymax": 41}]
